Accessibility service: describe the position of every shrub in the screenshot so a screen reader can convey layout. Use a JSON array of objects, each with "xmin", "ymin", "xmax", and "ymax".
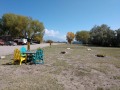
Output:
[
  {"xmin": 96, "ymin": 54, "xmax": 105, "ymax": 57},
  {"xmin": 46, "ymin": 40, "xmax": 53, "ymax": 43}
]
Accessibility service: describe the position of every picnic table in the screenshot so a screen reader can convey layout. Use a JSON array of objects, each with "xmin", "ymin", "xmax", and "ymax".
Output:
[
  {"xmin": 23, "ymin": 50, "xmax": 36, "ymax": 63},
  {"xmin": 23, "ymin": 49, "xmax": 44, "ymax": 64}
]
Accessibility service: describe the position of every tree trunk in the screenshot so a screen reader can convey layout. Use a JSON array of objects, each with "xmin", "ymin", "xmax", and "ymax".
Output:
[{"xmin": 27, "ymin": 42, "xmax": 30, "ymax": 51}]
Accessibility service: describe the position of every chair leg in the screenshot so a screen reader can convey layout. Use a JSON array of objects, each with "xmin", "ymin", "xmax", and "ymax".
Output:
[
  {"xmin": 42, "ymin": 60, "xmax": 44, "ymax": 64},
  {"xmin": 25, "ymin": 56, "xmax": 27, "ymax": 64},
  {"xmin": 20, "ymin": 61, "xmax": 22, "ymax": 65},
  {"xmin": 25, "ymin": 60, "xmax": 27, "ymax": 65},
  {"xmin": 33, "ymin": 60, "xmax": 36, "ymax": 65}
]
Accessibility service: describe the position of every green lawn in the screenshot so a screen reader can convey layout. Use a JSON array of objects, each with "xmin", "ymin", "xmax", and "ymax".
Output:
[{"xmin": 0, "ymin": 44, "xmax": 120, "ymax": 90}]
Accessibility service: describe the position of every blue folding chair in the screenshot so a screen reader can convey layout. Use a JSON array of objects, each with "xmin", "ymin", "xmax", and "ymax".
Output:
[
  {"xmin": 32, "ymin": 49, "xmax": 44, "ymax": 64},
  {"xmin": 20, "ymin": 46, "xmax": 27, "ymax": 57}
]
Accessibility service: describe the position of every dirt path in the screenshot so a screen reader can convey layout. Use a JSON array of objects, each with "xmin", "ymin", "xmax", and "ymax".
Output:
[{"xmin": 0, "ymin": 43, "xmax": 59, "ymax": 56}]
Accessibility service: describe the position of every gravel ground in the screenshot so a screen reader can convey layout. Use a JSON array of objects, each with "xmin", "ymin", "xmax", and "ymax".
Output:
[{"xmin": 0, "ymin": 43, "xmax": 59, "ymax": 56}]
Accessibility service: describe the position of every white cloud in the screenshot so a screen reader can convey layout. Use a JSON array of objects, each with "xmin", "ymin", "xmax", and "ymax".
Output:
[
  {"xmin": 45, "ymin": 29, "xmax": 59, "ymax": 37},
  {"xmin": 58, "ymin": 35, "xmax": 66, "ymax": 41},
  {"xmin": 44, "ymin": 29, "xmax": 66, "ymax": 41}
]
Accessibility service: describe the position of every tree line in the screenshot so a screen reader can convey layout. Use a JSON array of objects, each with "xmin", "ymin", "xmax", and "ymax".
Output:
[
  {"xmin": 0, "ymin": 13, "xmax": 45, "ymax": 43},
  {"xmin": 0, "ymin": 13, "xmax": 119, "ymax": 46},
  {"xmin": 67, "ymin": 24, "xmax": 120, "ymax": 47}
]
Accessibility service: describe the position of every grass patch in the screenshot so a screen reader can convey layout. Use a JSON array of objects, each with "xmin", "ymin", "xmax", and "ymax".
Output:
[
  {"xmin": 52, "ymin": 60, "xmax": 72, "ymax": 74},
  {"xmin": 53, "ymin": 60, "xmax": 69, "ymax": 67},
  {"xmin": 3, "ymin": 74, "xmax": 64, "ymax": 90},
  {"xmin": 97, "ymin": 87, "xmax": 104, "ymax": 90},
  {"xmin": 113, "ymin": 76, "xmax": 120, "ymax": 80},
  {"xmin": 74, "ymin": 70, "xmax": 89, "ymax": 76},
  {"xmin": 90, "ymin": 65, "xmax": 111, "ymax": 74}
]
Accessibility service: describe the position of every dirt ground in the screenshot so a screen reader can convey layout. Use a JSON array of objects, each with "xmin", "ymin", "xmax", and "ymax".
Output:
[
  {"xmin": 0, "ymin": 43, "xmax": 60, "ymax": 56},
  {"xmin": 0, "ymin": 44, "xmax": 120, "ymax": 90}
]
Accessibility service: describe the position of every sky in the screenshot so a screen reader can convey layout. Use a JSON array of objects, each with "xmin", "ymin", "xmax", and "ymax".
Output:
[{"xmin": 0, "ymin": 0, "xmax": 120, "ymax": 41}]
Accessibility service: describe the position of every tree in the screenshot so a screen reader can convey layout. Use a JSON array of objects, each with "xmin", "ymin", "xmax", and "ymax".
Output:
[
  {"xmin": 32, "ymin": 33, "xmax": 43, "ymax": 44},
  {"xmin": 30, "ymin": 20, "xmax": 45, "ymax": 42},
  {"xmin": 16, "ymin": 15, "xmax": 30, "ymax": 38},
  {"xmin": 0, "ymin": 18, "xmax": 3, "ymax": 35},
  {"xmin": 0, "ymin": 13, "xmax": 45, "ymax": 51},
  {"xmin": 90, "ymin": 24, "xmax": 115, "ymax": 46},
  {"xmin": 116, "ymin": 29, "xmax": 120, "ymax": 46},
  {"xmin": 46, "ymin": 40, "xmax": 53, "ymax": 47},
  {"xmin": 0, "ymin": 13, "xmax": 45, "ymax": 42},
  {"xmin": 75, "ymin": 31, "xmax": 90, "ymax": 44},
  {"xmin": 66, "ymin": 32, "xmax": 75, "ymax": 44},
  {"xmin": 1, "ymin": 13, "xmax": 29, "ymax": 38},
  {"xmin": 23, "ymin": 17, "xmax": 44, "ymax": 50}
]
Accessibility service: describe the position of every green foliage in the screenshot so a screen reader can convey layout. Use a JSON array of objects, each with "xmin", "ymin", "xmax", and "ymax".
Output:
[
  {"xmin": 116, "ymin": 29, "xmax": 120, "ymax": 46},
  {"xmin": 46, "ymin": 40, "xmax": 53, "ymax": 43},
  {"xmin": 75, "ymin": 31, "xmax": 90, "ymax": 44},
  {"xmin": 31, "ymin": 20, "xmax": 45, "ymax": 43},
  {"xmin": 0, "ymin": 13, "xmax": 45, "ymax": 40},
  {"xmin": 32, "ymin": 33, "xmax": 43, "ymax": 43},
  {"xmin": 0, "ymin": 18, "xmax": 3, "ymax": 35},
  {"xmin": 1, "ymin": 13, "xmax": 28, "ymax": 38},
  {"xmin": 90, "ymin": 24, "xmax": 115, "ymax": 46}
]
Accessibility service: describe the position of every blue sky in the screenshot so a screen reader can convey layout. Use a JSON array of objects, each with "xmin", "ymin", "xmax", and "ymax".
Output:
[{"xmin": 0, "ymin": 0, "xmax": 120, "ymax": 41}]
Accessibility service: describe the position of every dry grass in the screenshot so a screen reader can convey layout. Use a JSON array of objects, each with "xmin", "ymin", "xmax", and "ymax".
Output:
[{"xmin": 0, "ymin": 44, "xmax": 120, "ymax": 90}]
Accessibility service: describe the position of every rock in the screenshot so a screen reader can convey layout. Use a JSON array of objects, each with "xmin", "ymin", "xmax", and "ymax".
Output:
[
  {"xmin": 67, "ymin": 48, "xmax": 70, "ymax": 50},
  {"xmin": 87, "ymin": 48, "xmax": 91, "ymax": 51},
  {"xmin": 0, "ymin": 56, "xmax": 5, "ymax": 59}
]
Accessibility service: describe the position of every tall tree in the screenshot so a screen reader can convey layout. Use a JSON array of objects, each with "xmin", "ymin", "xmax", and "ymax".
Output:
[
  {"xmin": 30, "ymin": 20, "xmax": 45, "ymax": 41},
  {"xmin": 66, "ymin": 32, "xmax": 75, "ymax": 44},
  {"xmin": 0, "ymin": 18, "xmax": 3, "ymax": 35},
  {"xmin": 90, "ymin": 24, "xmax": 115, "ymax": 46},
  {"xmin": 116, "ymin": 29, "xmax": 120, "ymax": 46},
  {"xmin": 75, "ymin": 31, "xmax": 90, "ymax": 44},
  {"xmin": 0, "ymin": 13, "xmax": 45, "ymax": 42},
  {"xmin": 1, "ymin": 13, "xmax": 28, "ymax": 38}
]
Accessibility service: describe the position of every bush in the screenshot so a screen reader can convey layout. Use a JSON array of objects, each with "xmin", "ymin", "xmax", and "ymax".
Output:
[
  {"xmin": 96, "ymin": 54, "xmax": 105, "ymax": 57},
  {"xmin": 46, "ymin": 40, "xmax": 53, "ymax": 43}
]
